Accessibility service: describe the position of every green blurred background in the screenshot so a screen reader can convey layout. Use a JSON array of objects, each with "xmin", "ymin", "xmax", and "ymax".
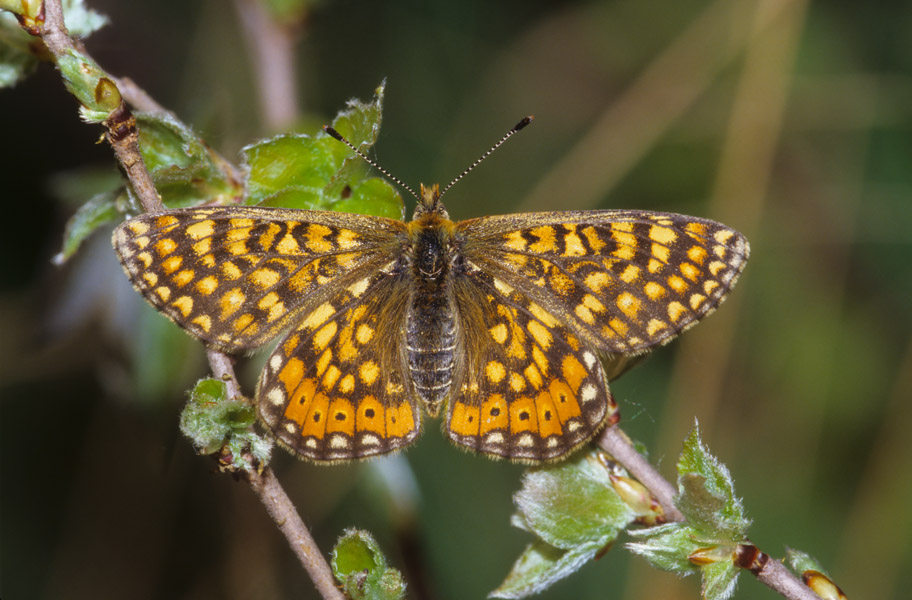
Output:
[{"xmin": 2, "ymin": 0, "xmax": 911, "ymax": 598}]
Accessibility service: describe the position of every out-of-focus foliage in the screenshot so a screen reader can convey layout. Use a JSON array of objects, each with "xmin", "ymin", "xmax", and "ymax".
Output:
[{"xmin": 2, "ymin": 1, "xmax": 910, "ymax": 599}]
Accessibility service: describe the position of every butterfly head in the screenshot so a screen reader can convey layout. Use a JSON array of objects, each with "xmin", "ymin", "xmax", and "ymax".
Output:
[{"xmin": 413, "ymin": 183, "xmax": 450, "ymax": 221}]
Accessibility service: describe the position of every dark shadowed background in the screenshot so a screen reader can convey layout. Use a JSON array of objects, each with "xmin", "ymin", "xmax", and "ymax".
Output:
[{"xmin": 2, "ymin": 0, "xmax": 911, "ymax": 598}]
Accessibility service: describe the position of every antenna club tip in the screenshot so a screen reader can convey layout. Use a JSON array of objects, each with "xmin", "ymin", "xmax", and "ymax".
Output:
[
  {"xmin": 515, "ymin": 115, "xmax": 534, "ymax": 131},
  {"xmin": 323, "ymin": 125, "xmax": 343, "ymax": 141}
]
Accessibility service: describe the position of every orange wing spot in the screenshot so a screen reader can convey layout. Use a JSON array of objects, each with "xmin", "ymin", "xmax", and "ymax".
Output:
[
  {"xmin": 172, "ymin": 269, "xmax": 195, "ymax": 287},
  {"xmin": 648, "ymin": 258, "xmax": 664, "ymax": 273},
  {"xmin": 322, "ymin": 365, "xmax": 342, "ymax": 391},
  {"xmin": 258, "ymin": 291, "xmax": 279, "ymax": 309},
  {"xmin": 503, "ymin": 230, "xmax": 527, "ymax": 251},
  {"xmin": 667, "ymin": 275, "xmax": 688, "ymax": 294},
  {"xmin": 504, "ymin": 252, "xmax": 529, "ymax": 268},
  {"xmin": 233, "ymin": 313, "xmax": 254, "ymax": 333},
  {"xmin": 142, "ymin": 272, "xmax": 158, "ymax": 287},
  {"xmin": 565, "ymin": 333, "xmax": 580, "ymax": 351},
  {"xmin": 226, "ymin": 240, "xmax": 248, "ymax": 256},
  {"xmin": 196, "ymin": 275, "xmax": 218, "ymax": 295},
  {"xmin": 305, "ymin": 224, "xmax": 333, "ymax": 253},
  {"xmin": 507, "ymin": 325, "xmax": 528, "ymax": 360},
  {"xmin": 607, "ymin": 317, "xmax": 628, "ymax": 338},
  {"xmin": 480, "ymin": 394, "xmax": 509, "ymax": 433},
  {"xmin": 528, "ymin": 303, "xmax": 559, "ymax": 328},
  {"xmin": 510, "ymin": 371, "xmax": 526, "ymax": 392},
  {"xmin": 339, "ymin": 374, "xmax": 355, "ymax": 394},
  {"xmin": 524, "ymin": 363, "xmax": 543, "ymax": 390},
  {"xmin": 535, "ymin": 391, "xmax": 563, "ymax": 437},
  {"xmin": 302, "ymin": 302, "xmax": 335, "ymax": 330},
  {"xmin": 689, "ymin": 293, "xmax": 707, "ymax": 311},
  {"xmin": 335, "ymin": 228, "xmax": 361, "ymax": 250},
  {"xmin": 172, "ymin": 295, "xmax": 194, "ymax": 317},
  {"xmin": 128, "ymin": 221, "xmax": 150, "ymax": 235},
  {"xmin": 647, "ymin": 318, "xmax": 668, "ymax": 337},
  {"xmin": 280, "ymin": 359, "xmax": 309, "ymax": 406},
  {"xmin": 584, "ymin": 271, "xmax": 612, "ymax": 293},
  {"xmin": 704, "ymin": 280, "xmax": 720, "ymax": 295},
  {"xmin": 549, "ymin": 379, "xmax": 581, "ymax": 422},
  {"xmin": 687, "ymin": 245, "xmax": 708, "ymax": 265},
  {"xmin": 581, "ymin": 226, "xmax": 606, "ymax": 252},
  {"xmin": 154, "ymin": 215, "xmax": 179, "ymax": 229},
  {"xmin": 220, "ymin": 287, "xmax": 245, "ymax": 318},
  {"xmin": 225, "ymin": 226, "xmax": 252, "ymax": 243},
  {"xmin": 155, "ymin": 238, "xmax": 178, "ymax": 257},
  {"xmin": 583, "ymin": 294, "xmax": 606, "ymax": 314},
  {"xmin": 651, "ymin": 242, "xmax": 670, "ymax": 263},
  {"xmin": 249, "ymin": 267, "xmax": 280, "ymax": 289},
  {"xmin": 228, "ymin": 217, "xmax": 255, "ymax": 229},
  {"xmin": 275, "ymin": 233, "xmax": 300, "ymax": 254},
  {"xmin": 450, "ymin": 401, "xmax": 481, "ymax": 436},
  {"xmin": 221, "ymin": 261, "xmax": 242, "ymax": 280},
  {"xmin": 486, "ymin": 360, "xmax": 506, "ymax": 384},
  {"xmin": 355, "ymin": 323, "xmax": 374, "ymax": 345},
  {"xmin": 563, "ymin": 227, "xmax": 586, "ymax": 257},
  {"xmin": 667, "ymin": 301, "xmax": 687, "ymax": 323},
  {"xmin": 161, "ymin": 254, "xmax": 183, "ymax": 275},
  {"xmin": 280, "ymin": 378, "xmax": 318, "ymax": 424},
  {"xmin": 282, "ymin": 334, "xmax": 300, "ymax": 356},
  {"xmin": 355, "ymin": 395, "xmax": 385, "ymax": 434},
  {"xmin": 185, "ymin": 220, "xmax": 214, "ymax": 240},
  {"xmin": 686, "ymin": 222, "xmax": 708, "ymax": 237},
  {"xmin": 529, "ymin": 226, "xmax": 557, "ymax": 253},
  {"xmin": 616, "ymin": 292, "xmax": 641, "ymax": 320},
  {"xmin": 388, "ymin": 401, "xmax": 416, "ymax": 438},
  {"xmin": 191, "ymin": 315, "xmax": 212, "ymax": 333},
  {"xmin": 359, "ymin": 360, "xmax": 380, "ymax": 385},
  {"xmin": 620, "ymin": 264, "xmax": 641, "ymax": 283},
  {"xmin": 313, "ymin": 321, "xmax": 338, "ymax": 351},
  {"xmin": 155, "ymin": 286, "xmax": 171, "ymax": 302},
  {"xmin": 527, "ymin": 320, "xmax": 553, "ymax": 350},
  {"xmin": 137, "ymin": 251, "xmax": 153, "ymax": 268},
  {"xmin": 509, "ymin": 396, "xmax": 538, "ymax": 434},
  {"xmin": 649, "ymin": 225, "xmax": 677, "ymax": 245},
  {"xmin": 200, "ymin": 254, "xmax": 216, "ymax": 268},
  {"xmin": 713, "ymin": 229, "xmax": 733, "ymax": 244},
  {"xmin": 316, "ymin": 349, "xmax": 332, "ymax": 376},
  {"xmin": 532, "ymin": 346, "xmax": 549, "ymax": 376},
  {"xmin": 613, "ymin": 221, "xmax": 634, "ymax": 232},
  {"xmin": 257, "ymin": 222, "xmax": 282, "ymax": 251},
  {"xmin": 561, "ymin": 354, "xmax": 587, "ymax": 393},
  {"xmin": 709, "ymin": 260, "xmax": 727, "ymax": 276},
  {"xmin": 612, "ymin": 243, "xmax": 636, "ymax": 260},
  {"xmin": 644, "ymin": 281, "xmax": 666, "ymax": 300},
  {"xmin": 300, "ymin": 391, "xmax": 329, "ymax": 437},
  {"xmin": 326, "ymin": 398, "xmax": 355, "ymax": 435},
  {"xmin": 337, "ymin": 326, "xmax": 358, "ymax": 363},
  {"xmin": 680, "ymin": 262, "xmax": 701, "ymax": 282}
]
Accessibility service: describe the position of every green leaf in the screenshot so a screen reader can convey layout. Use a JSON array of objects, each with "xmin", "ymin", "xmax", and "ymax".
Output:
[
  {"xmin": 489, "ymin": 538, "xmax": 606, "ymax": 599},
  {"xmin": 134, "ymin": 112, "xmax": 240, "ymax": 209},
  {"xmin": 513, "ymin": 450, "xmax": 637, "ymax": 550},
  {"xmin": 54, "ymin": 190, "xmax": 121, "ymax": 264},
  {"xmin": 331, "ymin": 529, "xmax": 406, "ymax": 600},
  {"xmin": 178, "ymin": 378, "xmax": 269, "ymax": 469},
  {"xmin": 676, "ymin": 424, "xmax": 750, "ymax": 539},
  {"xmin": 242, "ymin": 81, "xmax": 404, "ymax": 219},
  {"xmin": 626, "ymin": 522, "xmax": 703, "ymax": 575},
  {"xmin": 701, "ymin": 559, "xmax": 740, "ymax": 600},
  {"xmin": 785, "ymin": 548, "xmax": 827, "ymax": 575}
]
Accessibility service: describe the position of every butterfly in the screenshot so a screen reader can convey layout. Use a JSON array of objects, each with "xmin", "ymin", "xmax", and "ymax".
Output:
[{"xmin": 112, "ymin": 119, "xmax": 749, "ymax": 463}]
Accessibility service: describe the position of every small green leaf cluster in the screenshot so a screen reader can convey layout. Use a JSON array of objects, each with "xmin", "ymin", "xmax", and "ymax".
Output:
[
  {"xmin": 627, "ymin": 425, "xmax": 751, "ymax": 600},
  {"xmin": 491, "ymin": 450, "xmax": 641, "ymax": 598},
  {"xmin": 0, "ymin": 0, "xmax": 107, "ymax": 87},
  {"xmin": 178, "ymin": 378, "xmax": 271, "ymax": 471},
  {"xmin": 331, "ymin": 529, "xmax": 406, "ymax": 600}
]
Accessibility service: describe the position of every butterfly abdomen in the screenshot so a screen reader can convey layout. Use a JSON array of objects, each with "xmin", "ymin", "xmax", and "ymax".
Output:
[{"xmin": 405, "ymin": 219, "xmax": 459, "ymax": 417}]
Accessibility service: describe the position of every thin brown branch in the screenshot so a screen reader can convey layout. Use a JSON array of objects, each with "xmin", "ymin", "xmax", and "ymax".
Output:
[
  {"xmin": 597, "ymin": 425, "xmax": 823, "ymax": 599},
  {"xmin": 232, "ymin": 0, "xmax": 300, "ymax": 131},
  {"xmin": 37, "ymin": 0, "xmax": 163, "ymax": 213},
  {"xmin": 247, "ymin": 468, "xmax": 346, "ymax": 600}
]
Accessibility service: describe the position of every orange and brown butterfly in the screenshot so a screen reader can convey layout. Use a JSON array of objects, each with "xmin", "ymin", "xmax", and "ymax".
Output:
[{"xmin": 112, "ymin": 117, "xmax": 749, "ymax": 463}]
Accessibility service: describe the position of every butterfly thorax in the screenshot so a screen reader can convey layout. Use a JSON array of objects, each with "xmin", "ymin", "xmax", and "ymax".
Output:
[{"xmin": 404, "ymin": 185, "xmax": 460, "ymax": 417}]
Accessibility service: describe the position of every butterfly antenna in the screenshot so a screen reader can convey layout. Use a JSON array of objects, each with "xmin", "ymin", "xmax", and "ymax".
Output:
[
  {"xmin": 439, "ymin": 115, "xmax": 534, "ymax": 199},
  {"xmin": 322, "ymin": 125, "xmax": 420, "ymax": 202}
]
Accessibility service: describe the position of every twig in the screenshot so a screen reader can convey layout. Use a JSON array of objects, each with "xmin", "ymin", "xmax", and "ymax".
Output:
[
  {"xmin": 232, "ymin": 0, "xmax": 300, "ymax": 131},
  {"xmin": 30, "ymin": 3, "xmax": 340, "ymax": 597},
  {"xmin": 596, "ymin": 424, "xmax": 822, "ymax": 600},
  {"xmin": 37, "ymin": 0, "xmax": 163, "ymax": 213}
]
